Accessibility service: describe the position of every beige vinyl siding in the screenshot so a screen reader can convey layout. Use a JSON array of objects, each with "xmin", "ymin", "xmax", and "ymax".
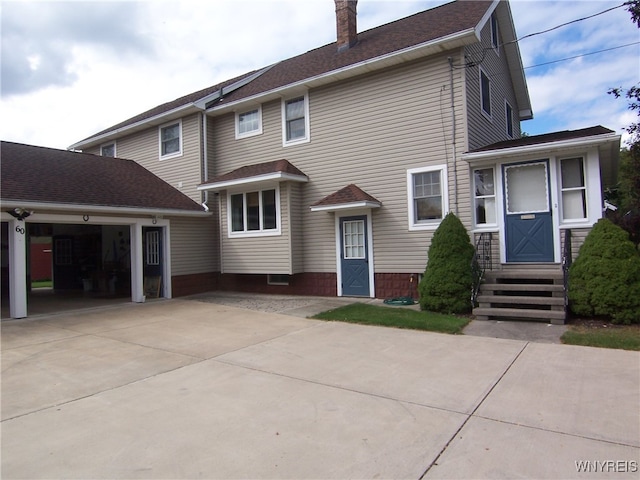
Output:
[
  {"xmin": 289, "ymin": 183, "xmax": 304, "ymax": 274},
  {"xmin": 561, "ymin": 227, "xmax": 590, "ymax": 263},
  {"xmin": 169, "ymin": 216, "xmax": 219, "ymax": 276},
  {"xmin": 219, "ymin": 183, "xmax": 293, "ymax": 274},
  {"xmin": 208, "ymin": 52, "xmax": 469, "ymax": 274},
  {"xmin": 87, "ymin": 114, "xmax": 204, "ymax": 204},
  {"xmin": 465, "ymin": 20, "xmax": 522, "ymax": 151}
]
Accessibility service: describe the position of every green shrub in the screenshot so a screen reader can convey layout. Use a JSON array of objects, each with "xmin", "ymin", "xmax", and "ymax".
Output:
[
  {"xmin": 568, "ymin": 218, "xmax": 640, "ymax": 324},
  {"xmin": 418, "ymin": 212, "xmax": 475, "ymax": 314}
]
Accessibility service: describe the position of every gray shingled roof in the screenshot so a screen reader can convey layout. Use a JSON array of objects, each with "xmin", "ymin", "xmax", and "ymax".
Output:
[
  {"xmin": 468, "ymin": 126, "xmax": 616, "ymax": 153},
  {"xmin": 74, "ymin": 0, "xmax": 494, "ymax": 147},
  {"xmin": 1, "ymin": 141, "xmax": 205, "ymax": 213}
]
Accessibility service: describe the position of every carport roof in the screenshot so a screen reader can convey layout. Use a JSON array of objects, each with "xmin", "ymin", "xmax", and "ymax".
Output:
[{"xmin": 1, "ymin": 141, "xmax": 206, "ymax": 214}]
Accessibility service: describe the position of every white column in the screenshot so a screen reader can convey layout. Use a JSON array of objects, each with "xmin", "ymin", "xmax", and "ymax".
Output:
[
  {"xmin": 130, "ymin": 222, "xmax": 145, "ymax": 303},
  {"xmin": 8, "ymin": 219, "xmax": 27, "ymax": 318}
]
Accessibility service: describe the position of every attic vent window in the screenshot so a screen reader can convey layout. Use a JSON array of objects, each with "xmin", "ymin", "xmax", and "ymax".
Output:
[{"xmin": 100, "ymin": 142, "xmax": 115, "ymax": 157}]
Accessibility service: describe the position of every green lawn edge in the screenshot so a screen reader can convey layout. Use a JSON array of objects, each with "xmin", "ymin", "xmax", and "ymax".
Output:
[
  {"xmin": 312, "ymin": 303, "xmax": 470, "ymax": 335},
  {"xmin": 561, "ymin": 327, "xmax": 640, "ymax": 351}
]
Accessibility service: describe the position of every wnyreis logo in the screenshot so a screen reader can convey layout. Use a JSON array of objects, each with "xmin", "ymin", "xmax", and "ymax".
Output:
[{"xmin": 575, "ymin": 460, "xmax": 638, "ymax": 473}]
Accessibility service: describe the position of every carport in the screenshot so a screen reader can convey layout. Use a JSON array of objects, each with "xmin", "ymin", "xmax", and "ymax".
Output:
[{"xmin": 1, "ymin": 141, "xmax": 209, "ymax": 319}]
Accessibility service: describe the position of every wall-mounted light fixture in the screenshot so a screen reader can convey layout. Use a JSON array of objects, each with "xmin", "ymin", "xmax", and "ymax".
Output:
[{"xmin": 7, "ymin": 208, "xmax": 33, "ymax": 221}]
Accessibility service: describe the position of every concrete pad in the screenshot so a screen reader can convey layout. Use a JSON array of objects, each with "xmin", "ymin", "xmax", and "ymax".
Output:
[
  {"xmin": 1, "ymin": 318, "xmax": 82, "ymax": 349},
  {"xmin": 476, "ymin": 342, "xmax": 640, "ymax": 446},
  {"xmin": 1, "ymin": 335, "xmax": 197, "ymax": 421},
  {"xmin": 425, "ymin": 416, "xmax": 640, "ymax": 479},
  {"xmin": 1, "ymin": 360, "xmax": 467, "ymax": 479},
  {"xmin": 99, "ymin": 302, "xmax": 320, "ymax": 359},
  {"xmin": 463, "ymin": 319, "xmax": 567, "ymax": 344},
  {"xmin": 219, "ymin": 321, "xmax": 527, "ymax": 413}
]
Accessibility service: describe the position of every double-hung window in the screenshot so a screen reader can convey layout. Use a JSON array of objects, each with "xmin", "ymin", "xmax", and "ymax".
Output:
[
  {"xmin": 407, "ymin": 165, "xmax": 448, "ymax": 230},
  {"xmin": 480, "ymin": 68, "xmax": 491, "ymax": 118},
  {"xmin": 236, "ymin": 107, "xmax": 262, "ymax": 138},
  {"xmin": 282, "ymin": 94, "xmax": 309, "ymax": 145},
  {"xmin": 159, "ymin": 120, "xmax": 182, "ymax": 159},
  {"xmin": 100, "ymin": 142, "xmax": 116, "ymax": 157},
  {"xmin": 473, "ymin": 167, "xmax": 497, "ymax": 226},
  {"xmin": 560, "ymin": 157, "xmax": 587, "ymax": 221},
  {"xmin": 229, "ymin": 188, "xmax": 279, "ymax": 235}
]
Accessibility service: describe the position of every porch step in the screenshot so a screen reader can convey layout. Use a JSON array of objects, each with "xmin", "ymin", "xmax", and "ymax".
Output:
[
  {"xmin": 473, "ymin": 307, "xmax": 566, "ymax": 324},
  {"xmin": 473, "ymin": 266, "xmax": 567, "ymax": 324},
  {"xmin": 476, "ymin": 295, "xmax": 564, "ymax": 306}
]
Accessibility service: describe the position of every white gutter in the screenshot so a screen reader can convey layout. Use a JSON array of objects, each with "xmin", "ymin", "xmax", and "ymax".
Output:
[
  {"xmin": 310, "ymin": 201, "xmax": 381, "ymax": 212},
  {"xmin": 198, "ymin": 172, "xmax": 309, "ymax": 191},
  {"xmin": 461, "ymin": 133, "xmax": 621, "ymax": 162},
  {"xmin": 1, "ymin": 200, "xmax": 211, "ymax": 217},
  {"xmin": 207, "ymin": 28, "xmax": 478, "ymax": 115}
]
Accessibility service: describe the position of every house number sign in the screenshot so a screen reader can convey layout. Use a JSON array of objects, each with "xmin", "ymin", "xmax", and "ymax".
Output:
[
  {"xmin": 520, "ymin": 214, "xmax": 536, "ymax": 220},
  {"xmin": 15, "ymin": 226, "xmax": 25, "ymax": 235}
]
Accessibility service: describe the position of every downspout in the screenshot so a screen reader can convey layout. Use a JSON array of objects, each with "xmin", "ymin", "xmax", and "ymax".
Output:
[
  {"xmin": 448, "ymin": 57, "xmax": 458, "ymax": 215},
  {"xmin": 201, "ymin": 112, "xmax": 209, "ymax": 206}
]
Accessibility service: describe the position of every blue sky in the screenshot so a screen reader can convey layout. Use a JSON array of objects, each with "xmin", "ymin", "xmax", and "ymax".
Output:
[{"xmin": 1, "ymin": 0, "xmax": 638, "ymax": 149}]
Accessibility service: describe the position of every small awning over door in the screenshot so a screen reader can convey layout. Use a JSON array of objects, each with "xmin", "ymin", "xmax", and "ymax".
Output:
[{"xmin": 310, "ymin": 184, "xmax": 381, "ymax": 212}]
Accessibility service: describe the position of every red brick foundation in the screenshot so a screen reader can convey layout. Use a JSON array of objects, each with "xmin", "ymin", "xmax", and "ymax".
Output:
[
  {"xmin": 375, "ymin": 273, "xmax": 421, "ymax": 300},
  {"xmin": 171, "ymin": 271, "xmax": 421, "ymax": 300},
  {"xmin": 171, "ymin": 272, "xmax": 221, "ymax": 297},
  {"xmin": 218, "ymin": 272, "xmax": 337, "ymax": 297}
]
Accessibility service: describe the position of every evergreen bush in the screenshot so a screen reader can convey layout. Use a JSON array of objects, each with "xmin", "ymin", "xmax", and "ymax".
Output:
[
  {"xmin": 568, "ymin": 218, "xmax": 640, "ymax": 324},
  {"xmin": 418, "ymin": 212, "xmax": 475, "ymax": 314}
]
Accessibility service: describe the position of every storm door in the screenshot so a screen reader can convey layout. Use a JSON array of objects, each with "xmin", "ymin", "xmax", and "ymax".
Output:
[
  {"xmin": 503, "ymin": 161, "xmax": 554, "ymax": 262},
  {"xmin": 340, "ymin": 216, "xmax": 370, "ymax": 297}
]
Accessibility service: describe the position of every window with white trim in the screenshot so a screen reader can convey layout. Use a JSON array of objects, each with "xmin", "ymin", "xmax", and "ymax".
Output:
[
  {"xmin": 236, "ymin": 107, "xmax": 262, "ymax": 138},
  {"xmin": 100, "ymin": 142, "xmax": 116, "ymax": 157},
  {"xmin": 480, "ymin": 68, "xmax": 491, "ymax": 118},
  {"xmin": 505, "ymin": 101, "xmax": 514, "ymax": 138},
  {"xmin": 407, "ymin": 165, "xmax": 448, "ymax": 230},
  {"xmin": 229, "ymin": 187, "xmax": 279, "ymax": 235},
  {"xmin": 159, "ymin": 120, "xmax": 182, "ymax": 159},
  {"xmin": 560, "ymin": 157, "xmax": 587, "ymax": 220},
  {"xmin": 473, "ymin": 167, "xmax": 497, "ymax": 226},
  {"xmin": 282, "ymin": 94, "xmax": 309, "ymax": 145}
]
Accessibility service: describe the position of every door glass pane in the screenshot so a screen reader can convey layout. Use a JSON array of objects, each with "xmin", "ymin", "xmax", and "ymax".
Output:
[
  {"xmin": 343, "ymin": 220, "xmax": 365, "ymax": 259},
  {"xmin": 505, "ymin": 163, "xmax": 548, "ymax": 214},
  {"xmin": 145, "ymin": 231, "xmax": 160, "ymax": 265}
]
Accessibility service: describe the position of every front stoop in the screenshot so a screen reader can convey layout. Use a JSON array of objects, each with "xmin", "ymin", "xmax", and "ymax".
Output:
[{"xmin": 473, "ymin": 267, "xmax": 566, "ymax": 325}]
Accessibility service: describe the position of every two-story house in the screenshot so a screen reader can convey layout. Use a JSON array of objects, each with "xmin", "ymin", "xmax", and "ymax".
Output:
[{"xmin": 4, "ymin": 0, "xmax": 619, "ymax": 320}]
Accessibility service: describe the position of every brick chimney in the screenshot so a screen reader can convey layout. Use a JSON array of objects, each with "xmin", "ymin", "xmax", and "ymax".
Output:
[{"xmin": 335, "ymin": 0, "xmax": 358, "ymax": 52}]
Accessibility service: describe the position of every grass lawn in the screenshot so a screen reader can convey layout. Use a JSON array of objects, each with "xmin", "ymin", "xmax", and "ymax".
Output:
[
  {"xmin": 312, "ymin": 303, "xmax": 470, "ymax": 334},
  {"xmin": 561, "ymin": 322, "xmax": 640, "ymax": 351},
  {"xmin": 31, "ymin": 280, "xmax": 52, "ymax": 289}
]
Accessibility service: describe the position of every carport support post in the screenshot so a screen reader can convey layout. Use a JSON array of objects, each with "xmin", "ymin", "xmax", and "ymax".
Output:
[
  {"xmin": 8, "ymin": 219, "xmax": 27, "ymax": 318},
  {"xmin": 130, "ymin": 222, "xmax": 145, "ymax": 303}
]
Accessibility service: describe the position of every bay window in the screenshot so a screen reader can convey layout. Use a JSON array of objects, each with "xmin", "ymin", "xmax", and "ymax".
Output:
[{"xmin": 229, "ymin": 187, "xmax": 279, "ymax": 235}]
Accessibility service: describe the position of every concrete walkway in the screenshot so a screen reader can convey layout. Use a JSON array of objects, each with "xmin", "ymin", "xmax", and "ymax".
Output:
[{"xmin": 2, "ymin": 298, "xmax": 638, "ymax": 479}]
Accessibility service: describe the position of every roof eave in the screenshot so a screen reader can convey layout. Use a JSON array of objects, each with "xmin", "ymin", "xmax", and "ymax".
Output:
[
  {"xmin": 0, "ymin": 200, "xmax": 210, "ymax": 217},
  {"xmin": 310, "ymin": 201, "xmax": 381, "ymax": 212},
  {"xmin": 198, "ymin": 172, "xmax": 309, "ymax": 192},
  {"xmin": 69, "ymin": 103, "xmax": 203, "ymax": 151},
  {"xmin": 461, "ymin": 132, "xmax": 621, "ymax": 163}
]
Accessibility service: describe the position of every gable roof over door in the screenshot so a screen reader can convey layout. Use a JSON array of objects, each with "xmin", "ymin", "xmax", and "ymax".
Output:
[
  {"xmin": 1, "ymin": 141, "xmax": 207, "ymax": 215},
  {"xmin": 70, "ymin": 0, "xmax": 531, "ymax": 151}
]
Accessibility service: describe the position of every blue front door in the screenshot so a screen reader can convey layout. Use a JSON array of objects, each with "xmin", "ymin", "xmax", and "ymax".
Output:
[
  {"xmin": 340, "ymin": 216, "xmax": 370, "ymax": 297},
  {"xmin": 503, "ymin": 161, "xmax": 554, "ymax": 262}
]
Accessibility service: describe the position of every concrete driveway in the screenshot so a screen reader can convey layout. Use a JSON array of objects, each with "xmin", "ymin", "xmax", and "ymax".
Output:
[{"xmin": 2, "ymin": 298, "xmax": 638, "ymax": 479}]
